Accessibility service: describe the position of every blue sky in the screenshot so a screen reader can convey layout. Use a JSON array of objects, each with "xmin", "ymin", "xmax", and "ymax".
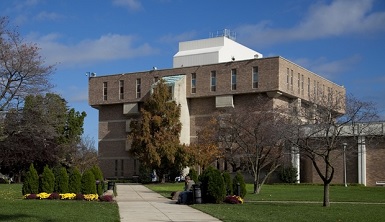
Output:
[{"xmin": 1, "ymin": 0, "xmax": 385, "ymax": 148}]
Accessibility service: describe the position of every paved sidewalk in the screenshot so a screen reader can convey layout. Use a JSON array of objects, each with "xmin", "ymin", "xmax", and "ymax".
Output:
[{"xmin": 116, "ymin": 184, "xmax": 221, "ymax": 222}]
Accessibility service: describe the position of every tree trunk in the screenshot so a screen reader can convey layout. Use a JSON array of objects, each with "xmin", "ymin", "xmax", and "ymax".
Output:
[
  {"xmin": 253, "ymin": 181, "xmax": 261, "ymax": 194},
  {"xmin": 323, "ymin": 182, "xmax": 330, "ymax": 207}
]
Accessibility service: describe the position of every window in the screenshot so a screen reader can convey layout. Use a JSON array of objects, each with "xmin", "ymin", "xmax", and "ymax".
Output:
[
  {"xmin": 191, "ymin": 73, "xmax": 196, "ymax": 93},
  {"xmin": 119, "ymin": 80, "xmax": 124, "ymax": 100},
  {"xmin": 211, "ymin": 71, "xmax": 216, "ymax": 92},
  {"xmin": 290, "ymin": 70, "xmax": 293, "ymax": 91},
  {"xmin": 114, "ymin": 160, "xmax": 118, "ymax": 177},
  {"xmin": 297, "ymin": 73, "xmax": 300, "ymax": 94},
  {"xmin": 103, "ymin": 82, "xmax": 107, "ymax": 101},
  {"xmin": 301, "ymin": 74, "xmax": 304, "ymax": 95},
  {"xmin": 231, "ymin": 69, "xmax": 237, "ymax": 90},
  {"xmin": 136, "ymin": 78, "xmax": 141, "ymax": 98},
  {"xmin": 286, "ymin": 68, "xmax": 290, "ymax": 90},
  {"xmin": 307, "ymin": 78, "xmax": 310, "ymax": 98},
  {"xmin": 168, "ymin": 85, "xmax": 173, "ymax": 100},
  {"xmin": 121, "ymin": 159, "xmax": 124, "ymax": 177},
  {"xmin": 252, "ymin": 66, "xmax": 258, "ymax": 88}
]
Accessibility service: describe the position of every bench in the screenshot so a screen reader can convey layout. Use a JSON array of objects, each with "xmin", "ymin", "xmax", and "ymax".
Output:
[{"xmin": 375, "ymin": 181, "xmax": 385, "ymax": 186}]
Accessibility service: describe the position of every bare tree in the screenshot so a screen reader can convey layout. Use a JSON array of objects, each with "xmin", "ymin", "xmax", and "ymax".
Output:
[
  {"xmin": 0, "ymin": 17, "xmax": 54, "ymax": 111},
  {"xmin": 218, "ymin": 96, "xmax": 289, "ymax": 194},
  {"xmin": 285, "ymin": 93, "xmax": 379, "ymax": 207},
  {"xmin": 72, "ymin": 135, "xmax": 98, "ymax": 174}
]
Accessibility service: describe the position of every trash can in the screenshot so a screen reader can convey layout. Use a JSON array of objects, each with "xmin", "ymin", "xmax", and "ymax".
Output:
[
  {"xmin": 107, "ymin": 181, "xmax": 115, "ymax": 191},
  {"xmin": 192, "ymin": 184, "xmax": 202, "ymax": 204}
]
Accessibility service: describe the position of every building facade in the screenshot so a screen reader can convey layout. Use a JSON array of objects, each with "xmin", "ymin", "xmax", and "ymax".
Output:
[{"xmin": 88, "ymin": 35, "xmax": 385, "ymax": 186}]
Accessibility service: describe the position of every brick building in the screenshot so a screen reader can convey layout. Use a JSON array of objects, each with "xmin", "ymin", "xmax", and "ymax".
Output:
[{"xmin": 88, "ymin": 33, "xmax": 384, "ymax": 185}]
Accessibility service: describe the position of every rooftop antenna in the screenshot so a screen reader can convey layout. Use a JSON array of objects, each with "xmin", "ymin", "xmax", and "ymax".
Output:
[{"xmin": 209, "ymin": 29, "xmax": 236, "ymax": 41}]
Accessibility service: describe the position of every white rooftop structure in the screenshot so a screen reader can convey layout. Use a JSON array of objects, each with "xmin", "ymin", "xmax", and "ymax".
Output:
[{"xmin": 173, "ymin": 30, "xmax": 263, "ymax": 68}]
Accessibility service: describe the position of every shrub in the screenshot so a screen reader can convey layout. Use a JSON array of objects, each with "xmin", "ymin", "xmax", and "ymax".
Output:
[
  {"xmin": 279, "ymin": 166, "xmax": 298, "ymax": 183},
  {"xmin": 48, "ymin": 192, "xmax": 60, "ymax": 200},
  {"xmin": 222, "ymin": 171, "xmax": 233, "ymax": 195},
  {"xmin": 68, "ymin": 167, "xmax": 82, "ymax": 194},
  {"xmin": 232, "ymin": 171, "xmax": 247, "ymax": 198},
  {"xmin": 24, "ymin": 193, "xmax": 38, "ymax": 199},
  {"xmin": 188, "ymin": 168, "xmax": 198, "ymax": 183},
  {"xmin": 200, "ymin": 166, "xmax": 226, "ymax": 204},
  {"xmin": 81, "ymin": 169, "xmax": 96, "ymax": 194},
  {"xmin": 22, "ymin": 164, "xmax": 39, "ymax": 195},
  {"xmin": 76, "ymin": 193, "xmax": 84, "ymax": 200},
  {"xmin": 99, "ymin": 195, "xmax": 114, "ymax": 202},
  {"xmin": 91, "ymin": 165, "xmax": 104, "ymax": 196},
  {"xmin": 54, "ymin": 167, "xmax": 69, "ymax": 193},
  {"xmin": 40, "ymin": 165, "xmax": 55, "ymax": 193},
  {"xmin": 138, "ymin": 165, "xmax": 152, "ymax": 184}
]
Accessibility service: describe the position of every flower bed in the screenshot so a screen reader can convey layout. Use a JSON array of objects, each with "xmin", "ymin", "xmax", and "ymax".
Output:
[
  {"xmin": 24, "ymin": 192, "xmax": 113, "ymax": 202},
  {"xmin": 223, "ymin": 195, "xmax": 244, "ymax": 204}
]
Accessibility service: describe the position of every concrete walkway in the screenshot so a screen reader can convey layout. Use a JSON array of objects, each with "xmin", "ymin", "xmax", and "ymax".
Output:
[{"xmin": 115, "ymin": 184, "xmax": 222, "ymax": 222}]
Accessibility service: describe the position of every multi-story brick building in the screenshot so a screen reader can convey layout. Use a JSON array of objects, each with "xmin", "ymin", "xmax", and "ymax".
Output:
[{"xmin": 88, "ymin": 33, "xmax": 384, "ymax": 186}]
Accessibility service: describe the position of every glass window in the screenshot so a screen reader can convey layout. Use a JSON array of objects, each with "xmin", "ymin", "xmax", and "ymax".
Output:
[
  {"xmin": 191, "ymin": 73, "xmax": 196, "ymax": 93},
  {"xmin": 103, "ymin": 82, "xmax": 107, "ymax": 101},
  {"xmin": 286, "ymin": 68, "xmax": 290, "ymax": 90},
  {"xmin": 136, "ymin": 78, "xmax": 141, "ymax": 98},
  {"xmin": 253, "ymin": 66, "xmax": 258, "ymax": 88},
  {"xmin": 308, "ymin": 78, "xmax": 311, "ymax": 97},
  {"xmin": 119, "ymin": 80, "xmax": 124, "ymax": 100},
  {"xmin": 290, "ymin": 70, "xmax": 293, "ymax": 90},
  {"xmin": 297, "ymin": 73, "xmax": 300, "ymax": 94},
  {"xmin": 231, "ymin": 69, "xmax": 237, "ymax": 90},
  {"xmin": 211, "ymin": 71, "xmax": 216, "ymax": 92}
]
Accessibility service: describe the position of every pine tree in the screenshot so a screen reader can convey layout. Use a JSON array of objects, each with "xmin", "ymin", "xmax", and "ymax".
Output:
[
  {"xmin": 91, "ymin": 165, "xmax": 104, "ymax": 195},
  {"xmin": 54, "ymin": 167, "xmax": 69, "ymax": 193},
  {"xmin": 200, "ymin": 166, "xmax": 226, "ymax": 203}
]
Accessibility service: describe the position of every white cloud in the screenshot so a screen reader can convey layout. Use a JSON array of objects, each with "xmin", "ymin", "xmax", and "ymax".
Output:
[
  {"xmin": 28, "ymin": 33, "xmax": 157, "ymax": 67},
  {"xmin": 237, "ymin": 0, "xmax": 385, "ymax": 46},
  {"xmin": 34, "ymin": 11, "xmax": 64, "ymax": 21},
  {"xmin": 112, "ymin": 0, "xmax": 142, "ymax": 11}
]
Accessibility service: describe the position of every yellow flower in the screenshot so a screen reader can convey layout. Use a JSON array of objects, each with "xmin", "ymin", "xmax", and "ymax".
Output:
[
  {"xmin": 60, "ymin": 193, "xmax": 76, "ymax": 200},
  {"xmin": 37, "ymin": 192, "xmax": 50, "ymax": 199},
  {"xmin": 83, "ymin": 194, "xmax": 99, "ymax": 201}
]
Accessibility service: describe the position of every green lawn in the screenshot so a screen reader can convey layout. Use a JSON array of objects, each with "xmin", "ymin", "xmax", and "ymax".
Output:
[
  {"xmin": 0, "ymin": 184, "xmax": 120, "ymax": 222},
  {"xmin": 146, "ymin": 183, "xmax": 385, "ymax": 222}
]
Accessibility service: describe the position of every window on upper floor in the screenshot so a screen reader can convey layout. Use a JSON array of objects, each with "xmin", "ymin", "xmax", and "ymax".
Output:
[
  {"xmin": 252, "ymin": 66, "xmax": 258, "ymax": 88},
  {"xmin": 231, "ymin": 69, "xmax": 237, "ymax": 90},
  {"xmin": 286, "ymin": 68, "xmax": 290, "ymax": 90},
  {"xmin": 103, "ymin": 82, "xmax": 107, "ymax": 101},
  {"xmin": 290, "ymin": 70, "xmax": 293, "ymax": 91},
  {"xmin": 301, "ymin": 74, "xmax": 304, "ymax": 95},
  {"xmin": 119, "ymin": 80, "xmax": 124, "ymax": 100},
  {"xmin": 308, "ymin": 78, "xmax": 311, "ymax": 98},
  {"xmin": 191, "ymin": 73, "xmax": 196, "ymax": 93},
  {"xmin": 211, "ymin": 71, "xmax": 216, "ymax": 92},
  {"xmin": 297, "ymin": 73, "xmax": 300, "ymax": 94},
  {"xmin": 136, "ymin": 78, "xmax": 141, "ymax": 98}
]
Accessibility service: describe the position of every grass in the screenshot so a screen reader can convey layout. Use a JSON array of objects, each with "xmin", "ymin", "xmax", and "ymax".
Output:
[
  {"xmin": 146, "ymin": 183, "xmax": 385, "ymax": 222},
  {"xmin": 0, "ymin": 184, "xmax": 120, "ymax": 222}
]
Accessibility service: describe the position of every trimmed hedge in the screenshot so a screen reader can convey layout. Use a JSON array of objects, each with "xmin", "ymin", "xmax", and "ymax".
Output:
[
  {"xmin": 68, "ymin": 167, "xmax": 82, "ymax": 194},
  {"xmin": 22, "ymin": 164, "xmax": 39, "ymax": 195},
  {"xmin": 200, "ymin": 166, "xmax": 226, "ymax": 203}
]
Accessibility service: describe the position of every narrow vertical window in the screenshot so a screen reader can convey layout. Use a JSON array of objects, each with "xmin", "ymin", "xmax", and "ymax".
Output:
[
  {"xmin": 121, "ymin": 159, "xmax": 124, "ymax": 177},
  {"xmin": 297, "ymin": 73, "xmax": 300, "ymax": 94},
  {"xmin": 136, "ymin": 78, "xmax": 141, "ymax": 98},
  {"xmin": 290, "ymin": 70, "xmax": 293, "ymax": 90},
  {"xmin": 286, "ymin": 68, "xmax": 290, "ymax": 90},
  {"xmin": 114, "ymin": 160, "xmax": 118, "ymax": 177},
  {"xmin": 314, "ymin": 80, "xmax": 317, "ymax": 98},
  {"xmin": 103, "ymin": 82, "xmax": 107, "ymax": 101},
  {"xmin": 252, "ymin": 66, "xmax": 258, "ymax": 88},
  {"xmin": 119, "ymin": 80, "xmax": 124, "ymax": 100},
  {"xmin": 308, "ymin": 78, "xmax": 311, "ymax": 98},
  {"xmin": 301, "ymin": 74, "xmax": 304, "ymax": 95},
  {"xmin": 231, "ymin": 69, "xmax": 237, "ymax": 90},
  {"xmin": 211, "ymin": 71, "xmax": 216, "ymax": 92},
  {"xmin": 191, "ymin": 73, "xmax": 196, "ymax": 93}
]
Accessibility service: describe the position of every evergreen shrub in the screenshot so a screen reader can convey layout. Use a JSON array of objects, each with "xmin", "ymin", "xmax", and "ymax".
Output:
[
  {"xmin": 222, "ymin": 171, "xmax": 233, "ymax": 195},
  {"xmin": 279, "ymin": 166, "xmax": 298, "ymax": 183},
  {"xmin": 55, "ymin": 167, "xmax": 69, "ymax": 193},
  {"xmin": 91, "ymin": 165, "xmax": 104, "ymax": 195},
  {"xmin": 200, "ymin": 166, "xmax": 226, "ymax": 203},
  {"xmin": 81, "ymin": 169, "xmax": 96, "ymax": 194},
  {"xmin": 40, "ymin": 165, "xmax": 55, "ymax": 193},
  {"xmin": 22, "ymin": 164, "xmax": 39, "ymax": 195},
  {"xmin": 68, "ymin": 167, "xmax": 82, "ymax": 194},
  {"xmin": 232, "ymin": 171, "xmax": 247, "ymax": 198}
]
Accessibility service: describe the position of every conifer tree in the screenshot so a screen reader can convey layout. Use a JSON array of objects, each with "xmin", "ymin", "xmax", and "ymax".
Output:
[
  {"xmin": 54, "ymin": 167, "xmax": 69, "ymax": 193},
  {"xmin": 81, "ymin": 169, "xmax": 96, "ymax": 194},
  {"xmin": 91, "ymin": 165, "xmax": 104, "ymax": 195},
  {"xmin": 68, "ymin": 167, "xmax": 82, "ymax": 194},
  {"xmin": 22, "ymin": 164, "xmax": 39, "ymax": 195},
  {"xmin": 40, "ymin": 165, "xmax": 55, "ymax": 193}
]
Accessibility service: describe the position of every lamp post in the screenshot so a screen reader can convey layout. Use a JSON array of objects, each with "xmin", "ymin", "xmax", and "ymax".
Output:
[
  {"xmin": 96, "ymin": 180, "xmax": 100, "ymax": 194},
  {"xmin": 343, "ymin": 143, "xmax": 347, "ymax": 187}
]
